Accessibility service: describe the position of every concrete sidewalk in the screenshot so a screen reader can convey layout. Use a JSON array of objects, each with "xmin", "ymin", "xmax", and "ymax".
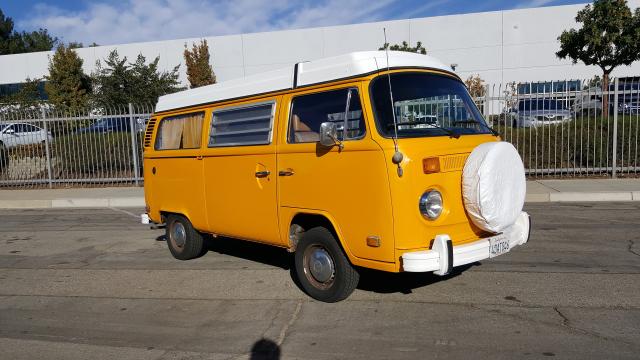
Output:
[{"xmin": 0, "ymin": 179, "xmax": 639, "ymax": 209}]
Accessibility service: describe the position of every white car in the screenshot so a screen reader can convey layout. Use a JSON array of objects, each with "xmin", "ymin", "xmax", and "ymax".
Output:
[
  {"xmin": 513, "ymin": 99, "xmax": 573, "ymax": 127},
  {"xmin": 0, "ymin": 122, "xmax": 53, "ymax": 148}
]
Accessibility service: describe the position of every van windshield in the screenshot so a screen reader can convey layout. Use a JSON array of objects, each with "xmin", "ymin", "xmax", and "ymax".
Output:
[{"xmin": 370, "ymin": 72, "xmax": 490, "ymax": 138}]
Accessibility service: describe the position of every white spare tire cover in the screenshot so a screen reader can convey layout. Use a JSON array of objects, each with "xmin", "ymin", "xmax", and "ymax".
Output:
[{"xmin": 462, "ymin": 142, "xmax": 526, "ymax": 233}]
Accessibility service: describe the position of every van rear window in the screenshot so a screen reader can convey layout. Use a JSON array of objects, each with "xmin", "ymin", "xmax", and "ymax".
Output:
[
  {"xmin": 155, "ymin": 112, "xmax": 204, "ymax": 150},
  {"xmin": 209, "ymin": 102, "xmax": 274, "ymax": 147}
]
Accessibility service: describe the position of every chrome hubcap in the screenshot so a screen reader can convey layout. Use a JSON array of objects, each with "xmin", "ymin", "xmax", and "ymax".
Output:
[
  {"xmin": 308, "ymin": 247, "xmax": 334, "ymax": 283},
  {"xmin": 171, "ymin": 222, "xmax": 186, "ymax": 249}
]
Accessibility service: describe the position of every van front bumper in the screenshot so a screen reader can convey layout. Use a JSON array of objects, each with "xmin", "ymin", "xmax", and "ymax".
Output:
[{"xmin": 402, "ymin": 212, "xmax": 531, "ymax": 275}]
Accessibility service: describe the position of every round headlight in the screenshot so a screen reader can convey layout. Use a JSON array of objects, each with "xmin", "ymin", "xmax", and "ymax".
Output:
[{"xmin": 419, "ymin": 190, "xmax": 443, "ymax": 220}]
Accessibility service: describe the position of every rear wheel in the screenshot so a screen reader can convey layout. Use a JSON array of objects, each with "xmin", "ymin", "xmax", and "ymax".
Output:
[
  {"xmin": 294, "ymin": 227, "xmax": 359, "ymax": 302},
  {"xmin": 165, "ymin": 214, "xmax": 205, "ymax": 260}
]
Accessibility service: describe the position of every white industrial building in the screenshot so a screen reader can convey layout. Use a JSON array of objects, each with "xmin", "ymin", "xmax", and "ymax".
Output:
[{"xmin": 1, "ymin": 1, "xmax": 639, "ymax": 95}]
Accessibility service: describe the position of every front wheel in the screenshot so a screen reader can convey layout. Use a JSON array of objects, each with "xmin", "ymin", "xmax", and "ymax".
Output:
[{"xmin": 294, "ymin": 227, "xmax": 359, "ymax": 302}]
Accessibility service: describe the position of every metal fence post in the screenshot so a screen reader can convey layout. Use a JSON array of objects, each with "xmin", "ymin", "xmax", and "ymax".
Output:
[
  {"xmin": 128, "ymin": 103, "xmax": 141, "ymax": 186},
  {"xmin": 483, "ymin": 84, "xmax": 491, "ymax": 125},
  {"xmin": 41, "ymin": 108, "xmax": 53, "ymax": 188},
  {"xmin": 612, "ymin": 78, "xmax": 619, "ymax": 178}
]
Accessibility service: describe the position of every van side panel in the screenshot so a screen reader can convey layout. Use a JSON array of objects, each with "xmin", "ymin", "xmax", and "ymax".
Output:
[
  {"xmin": 143, "ymin": 112, "xmax": 209, "ymax": 230},
  {"xmin": 277, "ymin": 83, "xmax": 396, "ymax": 263},
  {"xmin": 201, "ymin": 147, "xmax": 281, "ymax": 244},
  {"xmin": 200, "ymin": 97, "xmax": 282, "ymax": 245},
  {"xmin": 144, "ymin": 154, "xmax": 208, "ymax": 230}
]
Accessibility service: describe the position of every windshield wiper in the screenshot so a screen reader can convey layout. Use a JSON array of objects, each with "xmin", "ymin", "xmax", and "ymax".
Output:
[
  {"xmin": 452, "ymin": 120, "xmax": 499, "ymax": 136},
  {"xmin": 387, "ymin": 119, "xmax": 460, "ymax": 138}
]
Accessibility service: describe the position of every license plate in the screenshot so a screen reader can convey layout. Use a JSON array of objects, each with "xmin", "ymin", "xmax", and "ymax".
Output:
[{"xmin": 489, "ymin": 235, "xmax": 510, "ymax": 258}]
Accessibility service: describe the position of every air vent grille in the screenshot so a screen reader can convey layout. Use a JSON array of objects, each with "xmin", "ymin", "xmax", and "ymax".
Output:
[
  {"xmin": 144, "ymin": 118, "xmax": 157, "ymax": 148},
  {"xmin": 440, "ymin": 153, "xmax": 469, "ymax": 172}
]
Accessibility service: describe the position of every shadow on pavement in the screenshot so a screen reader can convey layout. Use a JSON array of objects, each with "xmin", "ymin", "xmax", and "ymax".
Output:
[
  {"xmin": 159, "ymin": 232, "xmax": 480, "ymax": 296},
  {"xmin": 204, "ymin": 235, "xmax": 293, "ymax": 270},
  {"xmin": 356, "ymin": 263, "xmax": 477, "ymax": 294},
  {"xmin": 250, "ymin": 338, "xmax": 281, "ymax": 360}
]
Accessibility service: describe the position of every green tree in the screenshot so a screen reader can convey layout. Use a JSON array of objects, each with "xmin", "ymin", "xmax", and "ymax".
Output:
[
  {"xmin": 44, "ymin": 44, "xmax": 91, "ymax": 113},
  {"xmin": 557, "ymin": 0, "xmax": 640, "ymax": 117},
  {"xmin": 9, "ymin": 78, "xmax": 42, "ymax": 105},
  {"xmin": 0, "ymin": 9, "xmax": 58, "ymax": 54},
  {"xmin": 92, "ymin": 50, "xmax": 184, "ymax": 108},
  {"xmin": 379, "ymin": 41, "xmax": 427, "ymax": 54},
  {"xmin": 184, "ymin": 39, "xmax": 216, "ymax": 88},
  {"xmin": 0, "ymin": 78, "xmax": 42, "ymax": 107},
  {"xmin": 0, "ymin": 9, "xmax": 13, "ymax": 50}
]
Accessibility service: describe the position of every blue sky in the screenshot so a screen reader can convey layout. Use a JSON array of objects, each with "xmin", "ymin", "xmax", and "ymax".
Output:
[{"xmin": 3, "ymin": 0, "xmax": 589, "ymax": 45}]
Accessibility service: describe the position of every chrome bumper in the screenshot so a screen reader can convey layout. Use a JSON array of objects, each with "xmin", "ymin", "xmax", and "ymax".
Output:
[{"xmin": 402, "ymin": 212, "xmax": 531, "ymax": 274}]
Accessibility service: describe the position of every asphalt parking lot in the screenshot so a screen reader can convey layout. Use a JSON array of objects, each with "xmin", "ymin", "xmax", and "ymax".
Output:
[{"xmin": 0, "ymin": 203, "xmax": 639, "ymax": 359}]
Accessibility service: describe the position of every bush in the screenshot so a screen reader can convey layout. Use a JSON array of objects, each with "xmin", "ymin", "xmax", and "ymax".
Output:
[
  {"xmin": 497, "ymin": 116, "xmax": 640, "ymax": 172},
  {"xmin": 0, "ymin": 143, "xmax": 7, "ymax": 173},
  {"xmin": 52, "ymin": 132, "xmax": 136, "ymax": 177}
]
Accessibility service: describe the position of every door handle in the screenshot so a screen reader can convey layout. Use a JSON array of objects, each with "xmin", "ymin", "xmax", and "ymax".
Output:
[
  {"xmin": 255, "ymin": 170, "xmax": 270, "ymax": 178},
  {"xmin": 196, "ymin": 155, "xmax": 204, "ymax": 160},
  {"xmin": 278, "ymin": 169, "xmax": 294, "ymax": 176}
]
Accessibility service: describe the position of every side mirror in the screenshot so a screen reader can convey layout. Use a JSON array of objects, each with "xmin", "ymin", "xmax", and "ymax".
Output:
[
  {"xmin": 5, "ymin": 128, "xmax": 15, "ymax": 135},
  {"xmin": 319, "ymin": 122, "xmax": 339, "ymax": 147}
]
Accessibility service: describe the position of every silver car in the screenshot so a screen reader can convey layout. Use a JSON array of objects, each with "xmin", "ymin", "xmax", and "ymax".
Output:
[
  {"xmin": 619, "ymin": 102, "xmax": 640, "ymax": 115},
  {"xmin": 0, "ymin": 122, "xmax": 53, "ymax": 148},
  {"xmin": 513, "ymin": 100, "xmax": 572, "ymax": 128}
]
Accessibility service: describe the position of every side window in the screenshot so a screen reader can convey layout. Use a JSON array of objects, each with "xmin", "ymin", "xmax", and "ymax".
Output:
[
  {"xmin": 209, "ymin": 102, "xmax": 274, "ymax": 147},
  {"xmin": 22, "ymin": 124, "xmax": 40, "ymax": 132},
  {"xmin": 155, "ymin": 112, "xmax": 204, "ymax": 150},
  {"xmin": 289, "ymin": 88, "xmax": 365, "ymax": 144},
  {"xmin": 12, "ymin": 124, "xmax": 25, "ymax": 133}
]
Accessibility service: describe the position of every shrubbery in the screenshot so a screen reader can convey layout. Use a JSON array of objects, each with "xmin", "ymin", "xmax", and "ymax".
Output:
[
  {"xmin": 496, "ymin": 117, "xmax": 639, "ymax": 172},
  {"xmin": 0, "ymin": 144, "xmax": 7, "ymax": 173},
  {"xmin": 52, "ymin": 132, "xmax": 136, "ymax": 177}
]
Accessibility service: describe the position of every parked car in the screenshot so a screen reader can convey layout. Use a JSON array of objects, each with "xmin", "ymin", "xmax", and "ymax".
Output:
[
  {"xmin": 572, "ymin": 91, "xmax": 602, "ymax": 115},
  {"xmin": 618, "ymin": 102, "xmax": 640, "ymax": 115},
  {"xmin": 0, "ymin": 122, "xmax": 53, "ymax": 148},
  {"xmin": 76, "ymin": 117, "xmax": 143, "ymax": 134},
  {"xmin": 513, "ymin": 99, "xmax": 572, "ymax": 127}
]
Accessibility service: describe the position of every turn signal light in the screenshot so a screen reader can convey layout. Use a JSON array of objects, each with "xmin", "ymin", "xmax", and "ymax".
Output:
[
  {"xmin": 366, "ymin": 236, "xmax": 381, "ymax": 247},
  {"xmin": 423, "ymin": 157, "xmax": 440, "ymax": 174}
]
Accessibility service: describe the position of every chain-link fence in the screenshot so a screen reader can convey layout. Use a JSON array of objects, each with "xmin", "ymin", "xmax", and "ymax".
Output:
[{"xmin": 0, "ymin": 104, "xmax": 153, "ymax": 188}]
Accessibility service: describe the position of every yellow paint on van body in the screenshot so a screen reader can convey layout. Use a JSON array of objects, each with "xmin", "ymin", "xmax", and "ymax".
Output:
[{"xmin": 144, "ymin": 69, "xmax": 500, "ymax": 273}]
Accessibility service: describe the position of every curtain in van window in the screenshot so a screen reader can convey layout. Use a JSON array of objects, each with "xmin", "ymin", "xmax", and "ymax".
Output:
[
  {"xmin": 161, "ymin": 118, "xmax": 184, "ymax": 149},
  {"xmin": 182, "ymin": 114, "xmax": 203, "ymax": 148},
  {"xmin": 156, "ymin": 112, "xmax": 204, "ymax": 150}
]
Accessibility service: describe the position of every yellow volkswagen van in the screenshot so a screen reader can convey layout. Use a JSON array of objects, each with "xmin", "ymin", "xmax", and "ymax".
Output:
[{"xmin": 143, "ymin": 51, "xmax": 530, "ymax": 302}]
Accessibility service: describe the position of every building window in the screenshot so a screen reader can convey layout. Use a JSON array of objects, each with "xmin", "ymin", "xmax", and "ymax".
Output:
[
  {"xmin": 209, "ymin": 102, "xmax": 275, "ymax": 147},
  {"xmin": 155, "ymin": 112, "xmax": 204, "ymax": 150}
]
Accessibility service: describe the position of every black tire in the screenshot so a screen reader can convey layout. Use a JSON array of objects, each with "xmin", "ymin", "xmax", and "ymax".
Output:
[
  {"xmin": 294, "ymin": 227, "xmax": 359, "ymax": 302},
  {"xmin": 165, "ymin": 214, "xmax": 205, "ymax": 260}
]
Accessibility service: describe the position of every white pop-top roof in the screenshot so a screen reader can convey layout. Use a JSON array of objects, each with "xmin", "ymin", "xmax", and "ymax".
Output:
[{"xmin": 155, "ymin": 51, "xmax": 452, "ymax": 113}]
